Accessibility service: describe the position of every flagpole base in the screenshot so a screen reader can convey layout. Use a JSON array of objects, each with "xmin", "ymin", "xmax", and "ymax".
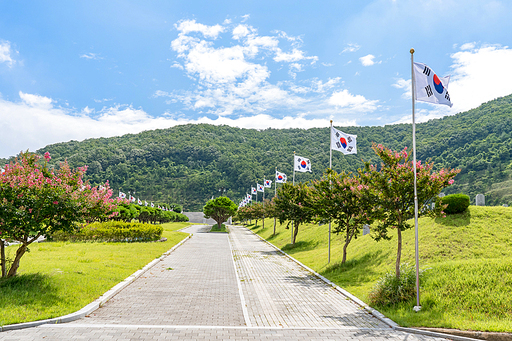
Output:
[{"xmin": 413, "ymin": 305, "xmax": 422, "ymax": 312}]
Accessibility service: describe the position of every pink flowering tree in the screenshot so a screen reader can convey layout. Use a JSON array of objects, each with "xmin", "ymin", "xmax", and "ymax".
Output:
[
  {"xmin": 274, "ymin": 182, "xmax": 314, "ymax": 245},
  {"xmin": 368, "ymin": 143, "xmax": 460, "ymax": 279},
  {"xmin": 310, "ymin": 169, "xmax": 379, "ymax": 264},
  {"xmin": 0, "ymin": 152, "xmax": 119, "ymax": 277}
]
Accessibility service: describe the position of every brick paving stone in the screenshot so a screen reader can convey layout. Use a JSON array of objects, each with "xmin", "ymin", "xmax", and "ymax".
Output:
[{"xmin": 0, "ymin": 225, "xmax": 455, "ymax": 341}]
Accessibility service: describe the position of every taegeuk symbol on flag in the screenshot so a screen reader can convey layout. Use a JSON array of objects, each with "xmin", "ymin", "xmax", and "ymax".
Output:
[
  {"xmin": 275, "ymin": 171, "xmax": 287, "ymax": 183},
  {"xmin": 257, "ymin": 184, "xmax": 264, "ymax": 192},
  {"xmin": 413, "ymin": 62, "xmax": 452, "ymax": 107},
  {"xmin": 331, "ymin": 127, "xmax": 357, "ymax": 155},
  {"xmin": 294, "ymin": 155, "xmax": 312, "ymax": 173},
  {"xmin": 264, "ymin": 179, "xmax": 272, "ymax": 188}
]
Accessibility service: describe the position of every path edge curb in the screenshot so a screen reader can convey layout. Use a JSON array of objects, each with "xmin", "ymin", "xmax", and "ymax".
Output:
[
  {"xmin": 0, "ymin": 233, "xmax": 193, "ymax": 333},
  {"xmin": 241, "ymin": 225, "xmax": 481, "ymax": 341}
]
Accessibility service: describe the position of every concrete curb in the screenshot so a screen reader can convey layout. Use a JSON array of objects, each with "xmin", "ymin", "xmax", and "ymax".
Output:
[
  {"xmin": 0, "ymin": 233, "xmax": 193, "ymax": 332},
  {"xmin": 240, "ymin": 225, "xmax": 481, "ymax": 341}
]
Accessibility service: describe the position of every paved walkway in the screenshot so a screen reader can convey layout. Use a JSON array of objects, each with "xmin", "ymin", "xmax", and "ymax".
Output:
[{"xmin": 0, "ymin": 225, "xmax": 452, "ymax": 340}]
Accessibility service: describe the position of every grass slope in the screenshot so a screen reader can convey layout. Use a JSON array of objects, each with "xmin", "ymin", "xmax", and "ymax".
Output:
[
  {"xmin": 249, "ymin": 207, "xmax": 512, "ymax": 332},
  {"xmin": 0, "ymin": 222, "xmax": 191, "ymax": 326}
]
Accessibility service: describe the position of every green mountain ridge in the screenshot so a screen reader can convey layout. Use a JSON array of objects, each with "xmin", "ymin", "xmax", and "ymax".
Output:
[{"xmin": 3, "ymin": 94, "xmax": 512, "ymax": 211}]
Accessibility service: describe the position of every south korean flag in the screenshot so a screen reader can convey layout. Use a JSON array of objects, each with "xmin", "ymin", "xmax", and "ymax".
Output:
[
  {"xmin": 413, "ymin": 62, "xmax": 453, "ymax": 107},
  {"xmin": 331, "ymin": 127, "xmax": 357, "ymax": 155},
  {"xmin": 294, "ymin": 155, "xmax": 312, "ymax": 173}
]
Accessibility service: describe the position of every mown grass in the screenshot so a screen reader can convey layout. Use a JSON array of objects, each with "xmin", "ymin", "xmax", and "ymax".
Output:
[
  {"xmin": 210, "ymin": 223, "xmax": 228, "ymax": 233},
  {"xmin": 0, "ymin": 221, "xmax": 192, "ymax": 326},
  {"xmin": 247, "ymin": 206, "xmax": 512, "ymax": 332}
]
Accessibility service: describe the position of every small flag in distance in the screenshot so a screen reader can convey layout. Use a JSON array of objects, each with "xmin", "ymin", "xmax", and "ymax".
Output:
[
  {"xmin": 294, "ymin": 155, "xmax": 312, "ymax": 173},
  {"xmin": 331, "ymin": 127, "xmax": 357, "ymax": 155}
]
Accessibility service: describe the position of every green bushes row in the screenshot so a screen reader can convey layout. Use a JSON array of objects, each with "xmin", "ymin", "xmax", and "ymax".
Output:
[
  {"xmin": 51, "ymin": 221, "xmax": 163, "ymax": 242},
  {"xmin": 114, "ymin": 204, "xmax": 189, "ymax": 224},
  {"xmin": 439, "ymin": 193, "xmax": 470, "ymax": 214}
]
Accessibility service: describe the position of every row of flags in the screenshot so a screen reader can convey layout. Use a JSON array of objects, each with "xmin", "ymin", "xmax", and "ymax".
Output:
[
  {"xmin": 239, "ymin": 170, "xmax": 288, "ymax": 207},
  {"xmin": 118, "ymin": 191, "xmax": 171, "ymax": 211}
]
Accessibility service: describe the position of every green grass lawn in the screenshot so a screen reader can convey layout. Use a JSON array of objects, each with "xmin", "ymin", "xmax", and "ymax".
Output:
[
  {"xmin": 0, "ymin": 222, "xmax": 192, "ymax": 326},
  {"xmin": 247, "ymin": 206, "xmax": 512, "ymax": 332},
  {"xmin": 210, "ymin": 223, "xmax": 228, "ymax": 233}
]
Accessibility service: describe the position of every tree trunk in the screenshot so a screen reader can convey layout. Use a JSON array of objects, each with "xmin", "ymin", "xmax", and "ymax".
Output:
[
  {"xmin": 396, "ymin": 228, "xmax": 402, "ymax": 279},
  {"xmin": 255, "ymin": 219, "xmax": 258, "ymax": 227},
  {"xmin": 7, "ymin": 243, "xmax": 27, "ymax": 277},
  {"xmin": 292, "ymin": 222, "xmax": 299, "ymax": 244},
  {"xmin": 1, "ymin": 239, "xmax": 5, "ymax": 278},
  {"xmin": 273, "ymin": 218, "xmax": 276, "ymax": 236},
  {"xmin": 262, "ymin": 215, "xmax": 265, "ymax": 229}
]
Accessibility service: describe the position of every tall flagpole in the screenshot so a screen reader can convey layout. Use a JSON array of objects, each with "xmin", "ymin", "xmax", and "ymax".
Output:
[
  {"xmin": 411, "ymin": 48, "xmax": 421, "ymax": 312},
  {"xmin": 274, "ymin": 167, "xmax": 277, "ymax": 235},
  {"xmin": 292, "ymin": 151, "xmax": 296, "ymax": 244},
  {"xmin": 328, "ymin": 120, "xmax": 333, "ymax": 264},
  {"xmin": 262, "ymin": 176, "xmax": 265, "ymax": 229}
]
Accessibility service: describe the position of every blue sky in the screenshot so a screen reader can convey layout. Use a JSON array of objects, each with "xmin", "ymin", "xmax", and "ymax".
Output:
[{"xmin": 1, "ymin": 0, "xmax": 512, "ymax": 158}]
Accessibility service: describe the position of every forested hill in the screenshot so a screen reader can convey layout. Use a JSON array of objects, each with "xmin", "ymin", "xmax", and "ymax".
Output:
[{"xmin": 4, "ymin": 94, "xmax": 512, "ymax": 211}]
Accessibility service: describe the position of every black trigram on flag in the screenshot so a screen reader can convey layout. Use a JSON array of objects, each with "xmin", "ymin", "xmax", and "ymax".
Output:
[
  {"xmin": 347, "ymin": 136, "xmax": 353, "ymax": 143},
  {"xmin": 445, "ymin": 91, "xmax": 450, "ymax": 102},
  {"xmin": 423, "ymin": 66, "xmax": 431, "ymax": 76},
  {"xmin": 347, "ymin": 146, "xmax": 353, "ymax": 152},
  {"xmin": 425, "ymin": 85, "xmax": 433, "ymax": 97}
]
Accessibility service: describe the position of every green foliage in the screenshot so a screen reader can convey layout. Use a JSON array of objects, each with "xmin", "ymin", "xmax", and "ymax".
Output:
[
  {"xmin": 440, "ymin": 193, "xmax": 470, "ymax": 214},
  {"xmin": 368, "ymin": 263, "xmax": 424, "ymax": 306},
  {"xmin": 203, "ymin": 196, "xmax": 237, "ymax": 229},
  {"xmin": 1, "ymin": 93, "xmax": 507, "ymax": 211},
  {"xmin": 274, "ymin": 182, "xmax": 314, "ymax": 244},
  {"xmin": 50, "ymin": 221, "xmax": 163, "ymax": 242}
]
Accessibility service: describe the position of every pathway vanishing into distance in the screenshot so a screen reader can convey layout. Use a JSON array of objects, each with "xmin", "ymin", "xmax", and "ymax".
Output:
[{"xmin": 1, "ymin": 225, "xmax": 456, "ymax": 340}]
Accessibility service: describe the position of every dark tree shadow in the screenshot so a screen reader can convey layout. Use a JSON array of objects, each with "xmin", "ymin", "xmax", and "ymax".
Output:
[{"xmin": 0, "ymin": 273, "xmax": 60, "ymax": 311}]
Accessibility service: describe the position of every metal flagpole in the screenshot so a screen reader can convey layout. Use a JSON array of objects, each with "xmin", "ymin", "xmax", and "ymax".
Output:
[
  {"xmin": 292, "ymin": 151, "xmax": 296, "ymax": 244},
  {"xmin": 328, "ymin": 120, "xmax": 333, "ymax": 264},
  {"xmin": 274, "ymin": 167, "xmax": 277, "ymax": 234},
  {"xmin": 263, "ymin": 176, "xmax": 265, "ymax": 229},
  {"xmin": 411, "ymin": 48, "xmax": 421, "ymax": 312}
]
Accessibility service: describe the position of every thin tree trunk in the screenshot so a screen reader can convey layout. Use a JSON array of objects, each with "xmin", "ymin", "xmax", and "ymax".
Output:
[
  {"xmin": 255, "ymin": 219, "xmax": 258, "ymax": 227},
  {"xmin": 396, "ymin": 228, "xmax": 402, "ymax": 279},
  {"xmin": 292, "ymin": 222, "xmax": 299, "ymax": 244},
  {"xmin": 342, "ymin": 225, "xmax": 355, "ymax": 264},
  {"xmin": 7, "ymin": 243, "xmax": 27, "ymax": 277},
  {"xmin": 273, "ymin": 217, "xmax": 276, "ymax": 235},
  {"xmin": 1, "ymin": 239, "xmax": 5, "ymax": 278}
]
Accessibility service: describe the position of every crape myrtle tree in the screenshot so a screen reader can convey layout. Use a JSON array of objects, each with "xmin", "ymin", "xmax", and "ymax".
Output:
[
  {"xmin": 310, "ymin": 169, "xmax": 378, "ymax": 264},
  {"xmin": 0, "ymin": 152, "xmax": 118, "ymax": 277},
  {"xmin": 203, "ymin": 196, "xmax": 237, "ymax": 229},
  {"xmin": 273, "ymin": 182, "xmax": 314, "ymax": 245},
  {"xmin": 368, "ymin": 143, "xmax": 460, "ymax": 279}
]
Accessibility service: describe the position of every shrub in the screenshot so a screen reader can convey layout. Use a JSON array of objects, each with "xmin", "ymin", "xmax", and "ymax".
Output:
[
  {"xmin": 368, "ymin": 263, "xmax": 425, "ymax": 306},
  {"xmin": 51, "ymin": 221, "xmax": 163, "ymax": 242},
  {"xmin": 439, "ymin": 194, "xmax": 470, "ymax": 214}
]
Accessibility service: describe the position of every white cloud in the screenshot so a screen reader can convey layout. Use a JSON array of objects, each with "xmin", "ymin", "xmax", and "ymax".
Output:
[
  {"xmin": 341, "ymin": 43, "xmax": 361, "ymax": 53},
  {"xmin": 460, "ymin": 42, "xmax": 476, "ymax": 51},
  {"xmin": 0, "ymin": 92, "xmax": 355, "ymax": 159},
  {"xmin": 448, "ymin": 44, "xmax": 512, "ymax": 114},
  {"xmin": 359, "ymin": 54, "xmax": 380, "ymax": 66},
  {"xmin": 175, "ymin": 19, "xmax": 225, "ymax": 39},
  {"xmin": 329, "ymin": 89, "xmax": 379, "ymax": 112},
  {"xmin": 232, "ymin": 24, "xmax": 251, "ymax": 40},
  {"xmin": 392, "ymin": 78, "xmax": 411, "ymax": 99},
  {"xmin": 80, "ymin": 53, "xmax": 102, "ymax": 60},
  {"xmin": 19, "ymin": 91, "xmax": 53, "ymax": 109},
  {"xmin": 0, "ymin": 40, "xmax": 15, "ymax": 67}
]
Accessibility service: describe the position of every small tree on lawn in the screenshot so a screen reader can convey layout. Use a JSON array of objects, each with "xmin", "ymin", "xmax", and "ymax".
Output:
[
  {"xmin": 369, "ymin": 143, "xmax": 459, "ymax": 279},
  {"xmin": 203, "ymin": 196, "xmax": 237, "ymax": 229},
  {"xmin": 310, "ymin": 169, "xmax": 378, "ymax": 264},
  {"xmin": 273, "ymin": 182, "xmax": 314, "ymax": 245},
  {"xmin": 0, "ymin": 152, "xmax": 118, "ymax": 277}
]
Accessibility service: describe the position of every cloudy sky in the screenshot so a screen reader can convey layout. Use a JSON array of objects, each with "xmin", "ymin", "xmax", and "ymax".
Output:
[{"xmin": 1, "ymin": 0, "xmax": 512, "ymax": 158}]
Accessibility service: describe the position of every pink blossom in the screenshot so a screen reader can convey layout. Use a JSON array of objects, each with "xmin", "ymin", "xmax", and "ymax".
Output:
[
  {"xmin": 448, "ymin": 179, "xmax": 454, "ymax": 185},
  {"xmin": 53, "ymin": 201, "xmax": 58, "ymax": 204},
  {"xmin": 44, "ymin": 152, "xmax": 51, "ymax": 161}
]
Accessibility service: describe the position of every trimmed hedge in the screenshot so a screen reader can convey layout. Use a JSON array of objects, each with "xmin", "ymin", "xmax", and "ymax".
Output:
[
  {"xmin": 440, "ymin": 193, "xmax": 470, "ymax": 214},
  {"xmin": 51, "ymin": 221, "xmax": 163, "ymax": 242}
]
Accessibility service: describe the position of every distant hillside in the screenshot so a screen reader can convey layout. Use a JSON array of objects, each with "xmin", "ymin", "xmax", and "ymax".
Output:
[{"xmin": 2, "ymin": 94, "xmax": 512, "ymax": 211}]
